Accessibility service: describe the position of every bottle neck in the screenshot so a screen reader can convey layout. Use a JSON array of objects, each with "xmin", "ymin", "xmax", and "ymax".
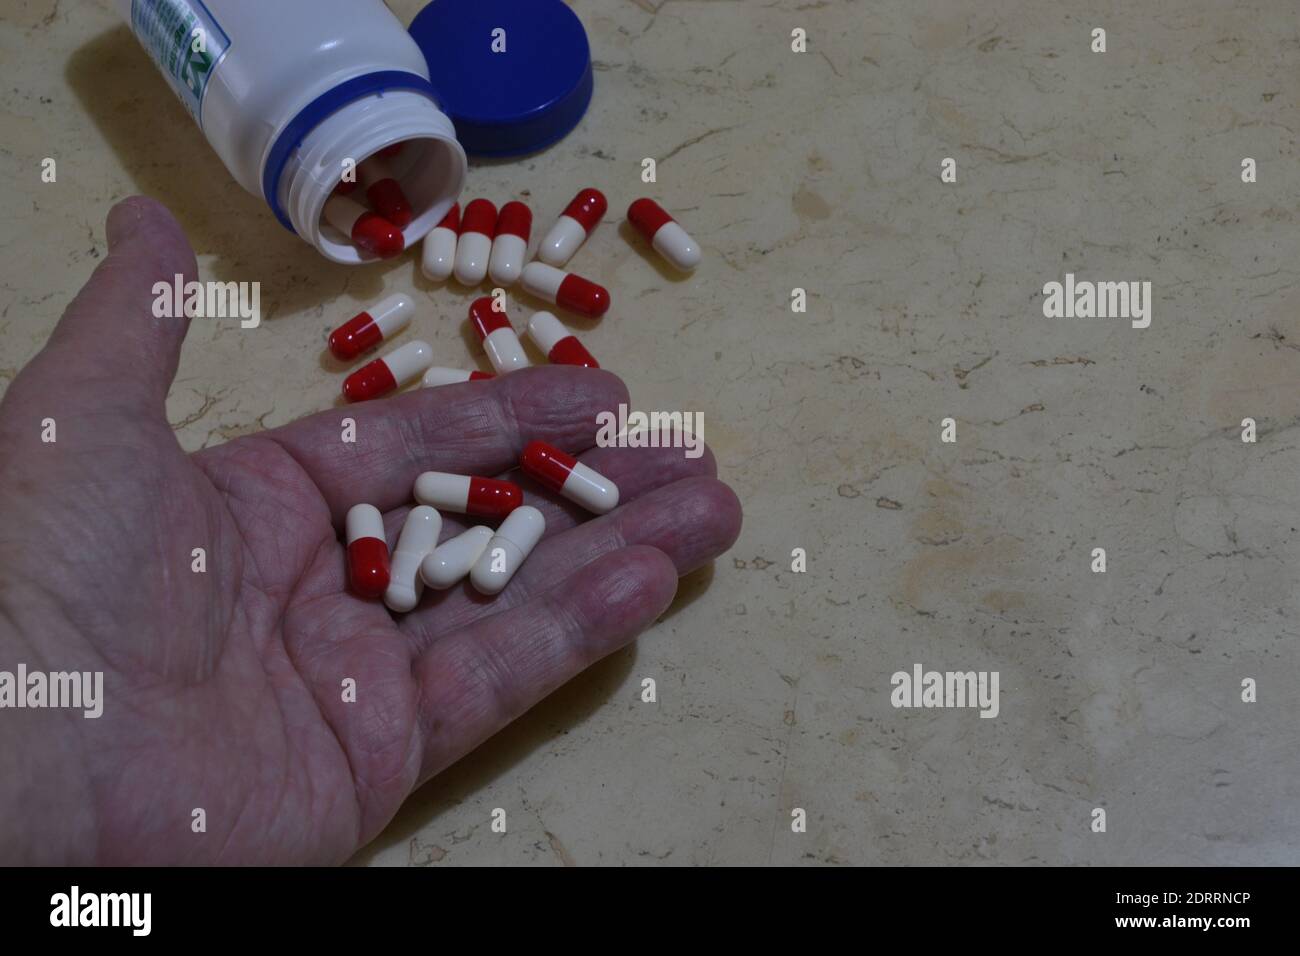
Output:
[{"xmin": 278, "ymin": 90, "xmax": 466, "ymax": 264}]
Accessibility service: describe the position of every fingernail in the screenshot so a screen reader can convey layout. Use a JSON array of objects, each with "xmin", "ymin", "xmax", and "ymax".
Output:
[{"xmin": 106, "ymin": 198, "xmax": 148, "ymax": 252}]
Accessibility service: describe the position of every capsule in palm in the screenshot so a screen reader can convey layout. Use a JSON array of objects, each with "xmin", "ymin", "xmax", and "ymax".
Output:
[
  {"xmin": 420, "ymin": 525, "xmax": 494, "ymax": 590},
  {"xmin": 384, "ymin": 506, "xmax": 441, "ymax": 613},
  {"xmin": 346, "ymin": 504, "xmax": 390, "ymax": 599},
  {"xmin": 520, "ymin": 440, "xmax": 619, "ymax": 515},
  {"xmin": 470, "ymin": 506, "xmax": 546, "ymax": 595},
  {"xmin": 414, "ymin": 471, "xmax": 522, "ymax": 519}
]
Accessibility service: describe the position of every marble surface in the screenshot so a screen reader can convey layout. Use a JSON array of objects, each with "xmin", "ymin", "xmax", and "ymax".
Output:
[{"xmin": 2, "ymin": 0, "xmax": 1298, "ymax": 865}]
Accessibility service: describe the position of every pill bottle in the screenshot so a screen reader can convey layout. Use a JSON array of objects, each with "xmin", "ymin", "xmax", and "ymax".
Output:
[
  {"xmin": 116, "ymin": 0, "xmax": 594, "ymax": 265},
  {"xmin": 117, "ymin": 0, "xmax": 463, "ymax": 264}
]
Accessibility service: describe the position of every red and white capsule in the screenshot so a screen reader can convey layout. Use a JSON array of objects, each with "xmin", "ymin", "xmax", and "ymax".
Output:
[
  {"xmin": 414, "ymin": 471, "xmax": 522, "ymax": 519},
  {"xmin": 421, "ymin": 366, "xmax": 495, "ymax": 388},
  {"xmin": 520, "ymin": 262, "xmax": 610, "ymax": 319},
  {"xmin": 343, "ymin": 340, "xmax": 433, "ymax": 402},
  {"xmin": 488, "ymin": 201, "xmax": 532, "ymax": 287},
  {"xmin": 420, "ymin": 203, "xmax": 459, "ymax": 281},
  {"xmin": 359, "ymin": 156, "xmax": 413, "ymax": 229},
  {"xmin": 453, "ymin": 199, "xmax": 497, "ymax": 286},
  {"xmin": 346, "ymin": 503, "xmax": 390, "ymax": 599},
  {"xmin": 385, "ymin": 505, "xmax": 442, "ymax": 613},
  {"xmin": 468, "ymin": 297, "xmax": 530, "ymax": 374},
  {"xmin": 420, "ymin": 525, "xmax": 494, "ymax": 590},
  {"xmin": 526, "ymin": 311, "xmax": 599, "ymax": 368},
  {"xmin": 470, "ymin": 505, "xmax": 546, "ymax": 595},
  {"xmin": 520, "ymin": 441, "xmax": 619, "ymax": 515},
  {"xmin": 323, "ymin": 193, "xmax": 404, "ymax": 259},
  {"xmin": 627, "ymin": 198, "xmax": 700, "ymax": 272},
  {"xmin": 327, "ymin": 293, "xmax": 415, "ymax": 362},
  {"xmin": 538, "ymin": 188, "xmax": 606, "ymax": 267}
]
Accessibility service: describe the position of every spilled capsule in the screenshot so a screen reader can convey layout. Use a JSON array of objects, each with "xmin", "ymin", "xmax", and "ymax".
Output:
[
  {"xmin": 627, "ymin": 198, "xmax": 700, "ymax": 272},
  {"xmin": 327, "ymin": 293, "xmax": 414, "ymax": 362},
  {"xmin": 343, "ymin": 340, "xmax": 433, "ymax": 402},
  {"xmin": 421, "ymin": 203, "xmax": 459, "ymax": 281}
]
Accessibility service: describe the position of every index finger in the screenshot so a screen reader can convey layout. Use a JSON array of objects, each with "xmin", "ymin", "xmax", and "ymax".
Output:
[{"xmin": 249, "ymin": 366, "xmax": 628, "ymax": 523}]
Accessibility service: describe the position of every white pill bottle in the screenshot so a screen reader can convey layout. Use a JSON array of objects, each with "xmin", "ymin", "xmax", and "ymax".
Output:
[{"xmin": 116, "ymin": 0, "xmax": 466, "ymax": 264}]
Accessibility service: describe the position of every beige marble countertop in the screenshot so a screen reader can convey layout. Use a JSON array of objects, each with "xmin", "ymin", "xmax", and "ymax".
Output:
[{"xmin": 2, "ymin": 0, "xmax": 1298, "ymax": 865}]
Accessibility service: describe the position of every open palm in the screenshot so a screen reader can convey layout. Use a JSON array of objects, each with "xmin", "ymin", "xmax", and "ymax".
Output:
[{"xmin": 0, "ymin": 198, "xmax": 741, "ymax": 864}]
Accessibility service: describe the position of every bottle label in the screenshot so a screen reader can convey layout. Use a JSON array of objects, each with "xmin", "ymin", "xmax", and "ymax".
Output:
[{"xmin": 130, "ymin": 0, "xmax": 230, "ymax": 125}]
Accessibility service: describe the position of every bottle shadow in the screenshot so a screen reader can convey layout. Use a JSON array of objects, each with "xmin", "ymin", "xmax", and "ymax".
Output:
[{"xmin": 65, "ymin": 26, "xmax": 405, "ymax": 323}]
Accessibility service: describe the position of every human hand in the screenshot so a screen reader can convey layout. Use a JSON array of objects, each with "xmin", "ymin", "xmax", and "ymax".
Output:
[{"xmin": 0, "ymin": 197, "xmax": 741, "ymax": 864}]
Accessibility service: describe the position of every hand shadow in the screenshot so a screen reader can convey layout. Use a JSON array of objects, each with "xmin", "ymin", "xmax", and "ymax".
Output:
[
  {"xmin": 65, "ymin": 25, "xmax": 405, "ymax": 323},
  {"xmin": 347, "ymin": 563, "xmax": 717, "ymax": 866}
]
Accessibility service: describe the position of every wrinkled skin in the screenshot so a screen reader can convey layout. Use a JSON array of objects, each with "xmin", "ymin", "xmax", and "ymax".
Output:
[{"xmin": 0, "ymin": 197, "xmax": 741, "ymax": 864}]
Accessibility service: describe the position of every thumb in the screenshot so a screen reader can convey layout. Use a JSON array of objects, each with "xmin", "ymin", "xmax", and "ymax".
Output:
[{"xmin": 37, "ymin": 196, "xmax": 197, "ymax": 412}]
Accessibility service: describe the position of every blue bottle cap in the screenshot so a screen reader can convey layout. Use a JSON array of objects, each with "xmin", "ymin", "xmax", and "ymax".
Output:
[{"xmin": 409, "ymin": 0, "xmax": 594, "ymax": 158}]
